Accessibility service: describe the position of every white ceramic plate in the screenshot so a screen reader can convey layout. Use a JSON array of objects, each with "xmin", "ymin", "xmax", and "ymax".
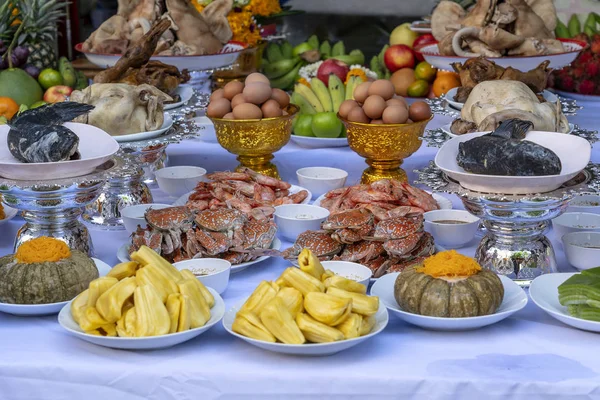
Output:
[
  {"xmin": 435, "ymin": 131, "xmax": 591, "ymax": 194},
  {"xmin": 313, "ymin": 192, "xmax": 453, "ymax": 210},
  {"xmin": 76, "ymin": 42, "xmax": 245, "ymax": 71},
  {"xmin": 530, "ymin": 272, "xmax": 600, "ymax": 333},
  {"xmin": 550, "ymin": 88, "xmax": 600, "ymax": 102},
  {"xmin": 371, "ymin": 272, "xmax": 527, "ymax": 330},
  {"xmin": 440, "ymin": 122, "xmax": 574, "ymax": 138},
  {"xmin": 0, "ymin": 205, "xmax": 18, "ymax": 225},
  {"xmin": 222, "ymin": 296, "xmax": 388, "ymax": 356},
  {"xmin": 58, "ymin": 287, "xmax": 224, "ymax": 350},
  {"xmin": 118, "ymin": 238, "xmax": 281, "ymax": 274},
  {"xmin": 173, "ymin": 185, "xmax": 313, "ymax": 207},
  {"xmin": 410, "ymin": 21, "xmax": 432, "ymax": 33},
  {"xmin": 0, "ymin": 123, "xmax": 119, "ymax": 180},
  {"xmin": 419, "ymin": 39, "xmax": 586, "ymax": 71},
  {"xmin": 445, "ymin": 88, "xmax": 559, "ymax": 111},
  {"xmin": 0, "ymin": 258, "xmax": 111, "ymax": 316},
  {"xmin": 290, "ymin": 135, "xmax": 349, "ymax": 148},
  {"xmin": 164, "ymin": 85, "xmax": 194, "ymax": 110},
  {"xmin": 113, "ymin": 114, "xmax": 173, "ymax": 143}
]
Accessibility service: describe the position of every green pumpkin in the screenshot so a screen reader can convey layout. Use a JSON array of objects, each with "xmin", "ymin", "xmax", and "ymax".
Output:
[
  {"xmin": 0, "ymin": 250, "xmax": 99, "ymax": 304},
  {"xmin": 393, "ymin": 265, "xmax": 504, "ymax": 318}
]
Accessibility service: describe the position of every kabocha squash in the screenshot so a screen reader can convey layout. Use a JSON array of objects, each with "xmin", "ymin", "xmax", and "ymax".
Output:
[
  {"xmin": 0, "ymin": 237, "xmax": 98, "ymax": 304},
  {"xmin": 393, "ymin": 250, "xmax": 504, "ymax": 318}
]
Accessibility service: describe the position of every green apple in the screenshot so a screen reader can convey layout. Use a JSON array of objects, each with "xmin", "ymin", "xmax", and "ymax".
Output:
[
  {"xmin": 294, "ymin": 114, "xmax": 315, "ymax": 137},
  {"xmin": 390, "ymin": 23, "xmax": 419, "ymax": 48},
  {"xmin": 312, "ymin": 112, "xmax": 342, "ymax": 138}
]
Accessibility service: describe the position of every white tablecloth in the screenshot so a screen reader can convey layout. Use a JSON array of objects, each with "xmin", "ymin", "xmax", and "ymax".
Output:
[{"xmin": 1, "ymin": 103, "xmax": 600, "ymax": 400}]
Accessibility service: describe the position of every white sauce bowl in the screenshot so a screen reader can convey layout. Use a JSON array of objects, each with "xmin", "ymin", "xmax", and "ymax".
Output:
[
  {"xmin": 155, "ymin": 166, "xmax": 207, "ymax": 198},
  {"xmin": 552, "ymin": 212, "xmax": 600, "ymax": 241},
  {"xmin": 424, "ymin": 210, "xmax": 480, "ymax": 248},
  {"xmin": 296, "ymin": 167, "xmax": 348, "ymax": 199},
  {"xmin": 562, "ymin": 231, "xmax": 600, "ymax": 270},
  {"xmin": 321, "ymin": 260, "xmax": 372, "ymax": 287},
  {"xmin": 121, "ymin": 203, "xmax": 172, "ymax": 234},
  {"xmin": 173, "ymin": 258, "xmax": 232, "ymax": 294},
  {"xmin": 274, "ymin": 204, "xmax": 330, "ymax": 242}
]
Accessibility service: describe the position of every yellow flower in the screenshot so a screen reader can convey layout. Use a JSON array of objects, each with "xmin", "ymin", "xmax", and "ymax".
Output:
[
  {"xmin": 345, "ymin": 68, "xmax": 368, "ymax": 84},
  {"xmin": 247, "ymin": 0, "xmax": 282, "ymax": 16},
  {"xmin": 193, "ymin": 2, "xmax": 262, "ymax": 46},
  {"xmin": 297, "ymin": 78, "xmax": 311, "ymax": 88}
]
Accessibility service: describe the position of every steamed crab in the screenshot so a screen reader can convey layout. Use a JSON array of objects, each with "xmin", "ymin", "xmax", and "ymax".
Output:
[
  {"xmin": 321, "ymin": 209, "xmax": 374, "ymax": 244},
  {"xmin": 281, "ymin": 231, "xmax": 344, "ymax": 262}
]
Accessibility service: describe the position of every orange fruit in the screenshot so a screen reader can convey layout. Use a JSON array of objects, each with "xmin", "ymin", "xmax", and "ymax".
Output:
[
  {"xmin": 432, "ymin": 73, "xmax": 461, "ymax": 97},
  {"xmin": 0, "ymin": 97, "xmax": 19, "ymax": 120},
  {"xmin": 436, "ymin": 70, "xmax": 459, "ymax": 78}
]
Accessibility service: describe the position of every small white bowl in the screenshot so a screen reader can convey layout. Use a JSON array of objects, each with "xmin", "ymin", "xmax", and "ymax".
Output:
[
  {"xmin": 173, "ymin": 259, "xmax": 231, "ymax": 294},
  {"xmin": 424, "ymin": 210, "xmax": 480, "ymax": 248},
  {"xmin": 566, "ymin": 195, "xmax": 600, "ymax": 214},
  {"xmin": 274, "ymin": 204, "xmax": 330, "ymax": 241},
  {"xmin": 296, "ymin": 167, "xmax": 348, "ymax": 199},
  {"xmin": 155, "ymin": 166, "xmax": 207, "ymax": 198},
  {"xmin": 321, "ymin": 260, "xmax": 372, "ymax": 287},
  {"xmin": 562, "ymin": 232, "xmax": 600, "ymax": 270},
  {"xmin": 552, "ymin": 212, "xmax": 600, "ymax": 240},
  {"xmin": 121, "ymin": 203, "xmax": 172, "ymax": 234}
]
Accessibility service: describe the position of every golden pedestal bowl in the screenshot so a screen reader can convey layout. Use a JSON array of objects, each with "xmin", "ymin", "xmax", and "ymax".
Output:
[
  {"xmin": 210, "ymin": 104, "xmax": 299, "ymax": 179},
  {"xmin": 340, "ymin": 116, "xmax": 433, "ymax": 184}
]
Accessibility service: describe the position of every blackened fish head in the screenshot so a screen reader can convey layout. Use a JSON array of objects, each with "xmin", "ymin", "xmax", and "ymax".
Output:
[{"xmin": 491, "ymin": 119, "xmax": 534, "ymax": 140}]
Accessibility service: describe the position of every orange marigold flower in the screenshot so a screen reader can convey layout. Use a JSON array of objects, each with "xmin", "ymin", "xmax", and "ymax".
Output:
[
  {"xmin": 345, "ymin": 69, "xmax": 367, "ymax": 84},
  {"xmin": 247, "ymin": 0, "xmax": 281, "ymax": 16},
  {"xmin": 297, "ymin": 78, "xmax": 311, "ymax": 88}
]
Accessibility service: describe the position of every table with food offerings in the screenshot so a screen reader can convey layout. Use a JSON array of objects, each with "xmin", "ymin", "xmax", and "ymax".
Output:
[{"xmin": 0, "ymin": 102, "xmax": 599, "ymax": 400}]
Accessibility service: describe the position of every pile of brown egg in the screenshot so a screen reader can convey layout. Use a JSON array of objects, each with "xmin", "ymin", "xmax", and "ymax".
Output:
[
  {"xmin": 339, "ymin": 79, "xmax": 432, "ymax": 125},
  {"xmin": 206, "ymin": 73, "xmax": 291, "ymax": 120}
]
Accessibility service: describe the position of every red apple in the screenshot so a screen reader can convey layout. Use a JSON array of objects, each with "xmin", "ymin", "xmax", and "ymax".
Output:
[
  {"xmin": 317, "ymin": 59, "xmax": 350, "ymax": 86},
  {"xmin": 43, "ymin": 85, "xmax": 72, "ymax": 103},
  {"xmin": 384, "ymin": 45, "xmax": 415, "ymax": 73},
  {"xmin": 413, "ymin": 34, "xmax": 436, "ymax": 61}
]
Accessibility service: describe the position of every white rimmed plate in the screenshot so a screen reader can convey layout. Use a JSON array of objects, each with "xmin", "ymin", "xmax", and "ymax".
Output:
[
  {"xmin": 0, "ymin": 122, "xmax": 119, "ymax": 180},
  {"xmin": 313, "ymin": 192, "xmax": 453, "ymax": 210},
  {"xmin": 371, "ymin": 272, "xmax": 527, "ymax": 330},
  {"xmin": 290, "ymin": 135, "xmax": 349, "ymax": 148},
  {"xmin": 435, "ymin": 131, "xmax": 591, "ymax": 194},
  {"xmin": 445, "ymin": 88, "xmax": 559, "ymax": 111},
  {"xmin": 113, "ymin": 114, "xmax": 173, "ymax": 143},
  {"xmin": 0, "ymin": 205, "xmax": 18, "ymax": 225},
  {"xmin": 410, "ymin": 21, "xmax": 432, "ymax": 33},
  {"xmin": 58, "ymin": 287, "xmax": 224, "ymax": 350},
  {"xmin": 118, "ymin": 238, "xmax": 281, "ymax": 273},
  {"xmin": 0, "ymin": 258, "xmax": 111, "ymax": 316},
  {"xmin": 530, "ymin": 272, "xmax": 600, "ymax": 333},
  {"xmin": 550, "ymin": 88, "xmax": 600, "ymax": 102},
  {"xmin": 75, "ymin": 42, "xmax": 245, "ymax": 70},
  {"xmin": 173, "ymin": 185, "xmax": 313, "ymax": 206},
  {"xmin": 222, "ymin": 296, "xmax": 388, "ymax": 356},
  {"xmin": 440, "ymin": 122, "xmax": 575, "ymax": 138},
  {"xmin": 164, "ymin": 85, "xmax": 194, "ymax": 110},
  {"xmin": 419, "ymin": 39, "xmax": 586, "ymax": 71}
]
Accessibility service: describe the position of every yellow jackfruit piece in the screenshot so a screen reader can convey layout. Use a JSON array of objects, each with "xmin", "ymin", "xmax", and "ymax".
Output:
[
  {"xmin": 232, "ymin": 311, "xmax": 276, "ymax": 343},
  {"xmin": 87, "ymin": 277, "xmax": 119, "ymax": 307},
  {"xmin": 116, "ymin": 306, "xmax": 137, "ymax": 337},
  {"xmin": 85, "ymin": 323, "xmax": 117, "ymax": 337},
  {"xmin": 239, "ymin": 281, "xmax": 278, "ymax": 315},
  {"xmin": 136, "ymin": 264, "xmax": 178, "ymax": 303},
  {"xmin": 130, "ymin": 246, "xmax": 182, "ymax": 281},
  {"xmin": 296, "ymin": 313, "xmax": 344, "ymax": 343},
  {"xmin": 259, "ymin": 297, "xmax": 305, "ymax": 345},
  {"xmin": 95, "ymin": 276, "xmax": 137, "ymax": 323},
  {"xmin": 304, "ymin": 292, "xmax": 352, "ymax": 326},
  {"xmin": 326, "ymin": 287, "xmax": 379, "ymax": 317},
  {"xmin": 71, "ymin": 289, "xmax": 89, "ymax": 324},
  {"xmin": 281, "ymin": 267, "xmax": 325, "ymax": 296},
  {"xmin": 134, "ymin": 285, "xmax": 170, "ymax": 337},
  {"xmin": 166, "ymin": 293, "xmax": 192, "ymax": 333},
  {"xmin": 360, "ymin": 314, "xmax": 376, "ymax": 336},
  {"xmin": 275, "ymin": 276, "xmax": 290, "ymax": 288},
  {"xmin": 321, "ymin": 269, "xmax": 335, "ymax": 281},
  {"xmin": 275, "ymin": 287, "xmax": 304, "ymax": 318},
  {"xmin": 180, "ymin": 269, "xmax": 215, "ymax": 308},
  {"xmin": 298, "ymin": 248, "xmax": 325, "ymax": 280},
  {"xmin": 79, "ymin": 306, "xmax": 111, "ymax": 331},
  {"xmin": 335, "ymin": 312, "xmax": 362, "ymax": 339},
  {"xmin": 323, "ymin": 275, "xmax": 367, "ymax": 294},
  {"xmin": 178, "ymin": 279, "xmax": 211, "ymax": 328},
  {"xmin": 106, "ymin": 261, "xmax": 140, "ymax": 280}
]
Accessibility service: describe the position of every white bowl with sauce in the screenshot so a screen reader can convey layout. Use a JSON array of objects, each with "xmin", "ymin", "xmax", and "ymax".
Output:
[
  {"xmin": 173, "ymin": 258, "xmax": 231, "ymax": 294},
  {"xmin": 321, "ymin": 261, "xmax": 372, "ymax": 287},
  {"xmin": 274, "ymin": 204, "xmax": 330, "ymax": 242},
  {"xmin": 121, "ymin": 203, "xmax": 173, "ymax": 234},
  {"xmin": 296, "ymin": 167, "xmax": 348, "ymax": 199},
  {"xmin": 552, "ymin": 212, "xmax": 600, "ymax": 240},
  {"xmin": 424, "ymin": 210, "xmax": 480, "ymax": 248},
  {"xmin": 562, "ymin": 232, "xmax": 600, "ymax": 270},
  {"xmin": 155, "ymin": 166, "xmax": 208, "ymax": 198},
  {"xmin": 566, "ymin": 195, "xmax": 600, "ymax": 214}
]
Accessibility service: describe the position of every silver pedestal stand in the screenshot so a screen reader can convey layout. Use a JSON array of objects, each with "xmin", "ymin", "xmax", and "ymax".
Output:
[
  {"xmin": 0, "ymin": 157, "xmax": 128, "ymax": 256},
  {"xmin": 414, "ymin": 162, "xmax": 600, "ymax": 287}
]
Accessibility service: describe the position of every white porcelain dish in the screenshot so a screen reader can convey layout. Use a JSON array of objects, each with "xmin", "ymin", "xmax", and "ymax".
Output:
[
  {"xmin": 562, "ymin": 232, "xmax": 600, "ymax": 271},
  {"xmin": 118, "ymin": 238, "xmax": 281, "ymax": 274},
  {"xmin": 530, "ymin": 272, "xmax": 600, "ymax": 332},
  {"xmin": 222, "ymin": 297, "xmax": 388, "ymax": 356},
  {"xmin": 173, "ymin": 258, "xmax": 231, "ymax": 294},
  {"xmin": 371, "ymin": 272, "xmax": 527, "ymax": 331},
  {"xmin": 435, "ymin": 131, "xmax": 591, "ymax": 194},
  {"xmin": 290, "ymin": 135, "xmax": 349, "ymax": 148},
  {"xmin": 410, "ymin": 21, "xmax": 432, "ymax": 33},
  {"xmin": 296, "ymin": 167, "xmax": 348, "ymax": 199},
  {"xmin": 0, "ymin": 122, "xmax": 119, "ymax": 180},
  {"xmin": 0, "ymin": 258, "xmax": 111, "ymax": 316},
  {"xmin": 0, "ymin": 205, "xmax": 18, "ymax": 225},
  {"xmin": 76, "ymin": 42, "xmax": 245, "ymax": 70},
  {"xmin": 320, "ymin": 260, "xmax": 373, "ymax": 287},
  {"xmin": 424, "ymin": 210, "xmax": 480, "ymax": 248},
  {"xmin": 58, "ymin": 287, "xmax": 224, "ymax": 350},
  {"xmin": 419, "ymin": 39, "xmax": 585, "ymax": 71},
  {"xmin": 440, "ymin": 122, "xmax": 574, "ymax": 138},
  {"xmin": 567, "ymin": 195, "xmax": 600, "ymax": 214},
  {"xmin": 173, "ymin": 185, "xmax": 312, "ymax": 207},
  {"xmin": 274, "ymin": 204, "xmax": 330, "ymax": 241},
  {"xmin": 192, "ymin": 116, "xmax": 217, "ymax": 142},
  {"xmin": 550, "ymin": 88, "xmax": 600, "ymax": 102},
  {"xmin": 120, "ymin": 203, "xmax": 172, "ymax": 234},
  {"xmin": 113, "ymin": 114, "xmax": 173, "ymax": 143},
  {"xmin": 313, "ymin": 192, "xmax": 453, "ymax": 210},
  {"xmin": 155, "ymin": 166, "xmax": 207, "ymax": 198},
  {"xmin": 445, "ymin": 88, "xmax": 558, "ymax": 111},
  {"xmin": 552, "ymin": 212, "xmax": 600, "ymax": 240},
  {"xmin": 164, "ymin": 85, "xmax": 194, "ymax": 110}
]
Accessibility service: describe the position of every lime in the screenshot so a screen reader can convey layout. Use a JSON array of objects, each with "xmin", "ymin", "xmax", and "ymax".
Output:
[
  {"xmin": 38, "ymin": 69, "xmax": 64, "ymax": 90},
  {"xmin": 30, "ymin": 101, "xmax": 47, "ymax": 109},
  {"xmin": 414, "ymin": 61, "xmax": 437, "ymax": 82},
  {"xmin": 294, "ymin": 114, "xmax": 315, "ymax": 137},
  {"xmin": 0, "ymin": 68, "xmax": 43, "ymax": 106},
  {"xmin": 407, "ymin": 79, "xmax": 430, "ymax": 98},
  {"xmin": 312, "ymin": 112, "xmax": 342, "ymax": 138}
]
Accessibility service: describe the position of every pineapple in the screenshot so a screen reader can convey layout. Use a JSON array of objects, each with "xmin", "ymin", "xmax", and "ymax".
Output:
[{"xmin": 18, "ymin": 0, "xmax": 67, "ymax": 69}]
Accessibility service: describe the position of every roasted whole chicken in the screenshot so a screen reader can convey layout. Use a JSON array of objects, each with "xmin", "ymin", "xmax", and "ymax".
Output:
[{"xmin": 432, "ymin": 0, "xmax": 565, "ymax": 57}]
